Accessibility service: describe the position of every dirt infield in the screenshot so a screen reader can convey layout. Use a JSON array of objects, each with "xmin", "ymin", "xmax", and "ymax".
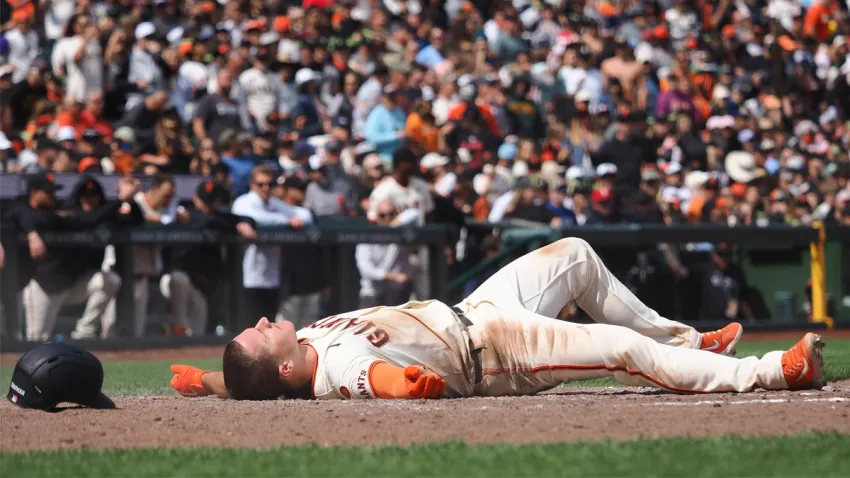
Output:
[{"xmin": 2, "ymin": 383, "xmax": 848, "ymax": 452}]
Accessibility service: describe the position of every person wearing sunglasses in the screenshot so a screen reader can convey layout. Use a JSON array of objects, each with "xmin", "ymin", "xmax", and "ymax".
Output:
[{"xmin": 232, "ymin": 165, "xmax": 314, "ymax": 329}]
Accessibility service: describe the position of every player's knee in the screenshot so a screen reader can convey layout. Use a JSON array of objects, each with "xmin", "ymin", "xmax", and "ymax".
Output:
[
  {"xmin": 163, "ymin": 271, "xmax": 191, "ymax": 292},
  {"xmin": 100, "ymin": 272, "xmax": 122, "ymax": 296},
  {"xmin": 566, "ymin": 238, "xmax": 593, "ymax": 255}
]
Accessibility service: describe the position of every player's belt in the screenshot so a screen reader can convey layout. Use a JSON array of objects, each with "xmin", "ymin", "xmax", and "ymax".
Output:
[{"xmin": 452, "ymin": 306, "xmax": 483, "ymax": 385}]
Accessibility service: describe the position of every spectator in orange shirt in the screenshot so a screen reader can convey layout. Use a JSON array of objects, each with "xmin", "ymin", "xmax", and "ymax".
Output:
[
  {"xmin": 405, "ymin": 100, "xmax": 440, "ymax": 154},
  {"xmin": 77, "ymin": 90, "xmax": 114, "ymax": 140},
  {"xmin": 55, "ymin": 96, "xmax": 83, "ymax": 128},
  {"xmin": 803, "ymin": 0, "xmax": 837, "ymax": 43},
  {"xmin": 447, "ymin": 97, "xmax": 501, "ymax": 136}
]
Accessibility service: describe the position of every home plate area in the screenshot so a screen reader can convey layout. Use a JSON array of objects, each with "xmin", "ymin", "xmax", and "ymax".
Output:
[{"xmin": 2, "ymin": 381, "xmax": 848, "ymax": 452}]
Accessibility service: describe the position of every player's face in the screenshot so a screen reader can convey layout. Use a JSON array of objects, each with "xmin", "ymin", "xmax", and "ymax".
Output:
[{"xmin": 234, "ymin": 317, "xmax": 298, "ymax": 364}]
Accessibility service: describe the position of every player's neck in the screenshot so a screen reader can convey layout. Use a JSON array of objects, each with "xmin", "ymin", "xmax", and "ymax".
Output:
[{"xmin": 287, "ymin": 343, "xmax": 318, "ymax": 390}]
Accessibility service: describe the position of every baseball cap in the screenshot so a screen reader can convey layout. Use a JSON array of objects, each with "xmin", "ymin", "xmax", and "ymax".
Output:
[
  {"xmin": 294, "ymin": 141, "xmax": 316, "ymax": 159},
  {"xmin": 592, "ymin": 186, "xmax": 614, "ymax": 203},
  {"xmin": 281, "ymin": 175, "xmax": 307, "ymax": 191},
  {"xmin": 78, "ymin": 157, "xmax": 101, "ymax": 173},
  {"xmin": 497, "ymin": 142, "xmax": 518, "ymax": 162},
  {"xmin": 332, "ymin": 116, "xmax": 350, "ymax": 130},
  {"xmin": 420, "ymin": 152, "xmax": 449, "ymax": 169},
  {"xmin": 196, "ymin": 180, "xmax": 225, "ymax": 204},
  {"xmin": 80, "ymin": 177, "xmax": 104, "ymax": 197},
  {"xmin": 8, "ymin": 342, "xmax": 115, "ymax": 411},
  {"xmin": 596, "ymin": 163, "xmax": 618, "ymax": 177},
  {"xmin": 57, "ymin": 126, "xmax": 77, "ymax": 142},
  {"xmin": 326, "ymin": 140, "xmax": 344, "ymax": 152},
  {"xmin": 641, "ymin": 168, "xmax": 661, "ymax": 182},
  {"xmin": 294, "ymin": 68, "xmax": 321, "ymax": 86},
  {"xmin": 26, "ymin": 172, "xmax": 62, "ymax": 193},
  {"xmin": 113, "ymin": 127, "xmax": 136, "ymax": 145},
  {"xmin": 81, "ymin": 129, "xmax": 101, "ymax": 143},
  {"xmin": 135, "ymin": 22, "xmax": 157, "ymax": 40}
]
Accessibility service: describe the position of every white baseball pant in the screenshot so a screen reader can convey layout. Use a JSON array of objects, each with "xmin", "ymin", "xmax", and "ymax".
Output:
[
  {"xmin": 23, "ymin": 271, "xmax": 121, "ymax": 341},
  {"xmin": 101, "ymin": 271, "xmax": 206, "ymax": 337},
  {"xmin": 457, "ymin": 238, "xmax": 786, "ymax": 395},
  {"xmin": 276, "ymin": 292, "xmax": 322, "ymax": 329},
  {"xmin": 159, "ymin": 271, "xmax": 208, "ymax": 336}
]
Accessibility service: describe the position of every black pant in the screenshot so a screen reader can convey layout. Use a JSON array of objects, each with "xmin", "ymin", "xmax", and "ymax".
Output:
[{"xmin": 243, "ymin": 288, "xmax": 281, "ymax": 327}]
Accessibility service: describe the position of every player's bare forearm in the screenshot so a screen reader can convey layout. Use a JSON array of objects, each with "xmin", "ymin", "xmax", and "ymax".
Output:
[
  {"xmin": 170, "ymin": 364, "xmax": 230, "ymax": 399},
  {"xmin": 201, "ymin": 372, "xmax": 230, "ymax": 399}
]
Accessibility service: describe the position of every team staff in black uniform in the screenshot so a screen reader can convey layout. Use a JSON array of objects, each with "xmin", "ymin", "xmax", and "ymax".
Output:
[
  {"xmin": 11, "ymin": 173, "xmax": 144, "ymax": 340},
  {"xmin": 167, "ymin": 181, "xmax": 257, "ymax": 335}
]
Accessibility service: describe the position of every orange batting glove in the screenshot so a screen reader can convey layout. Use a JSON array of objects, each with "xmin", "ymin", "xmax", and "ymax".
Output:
[
  {"xmin": 170, "ymin": 364, "xmax": 212, "ymax": 397},
  {"xmin": 404, "ymin": 366, "xmax": 446, "ymax": 399}
]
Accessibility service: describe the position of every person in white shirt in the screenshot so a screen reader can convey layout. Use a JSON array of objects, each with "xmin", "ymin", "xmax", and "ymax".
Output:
[
  {"xmin": 125, "ymin": 22, "xmax": 163, "ymax": 111},
  {"xmin": 5, "ymin": 9, "xmax": 39, "ymax": 83},
  {"xmin": 368, "ymin": 148, "xmax": 434, "ymax": 300},
  {"xmin": 238, "ymin": 57, "xmax": 280, "ymax": 133},
  {"xmin": 51, "ymin": 15, "xmax": 103, "ymax": 103},
  {"xmin": 231, "ymin": 165, "xmax": 314, "ymax": 328},
  {"xmin": 43, "ymin": 0, "xmax": 75, "ymax": 41},
  {"xmin": 355, "ymin": 200, "xmax": 414, "ymax": 308}
]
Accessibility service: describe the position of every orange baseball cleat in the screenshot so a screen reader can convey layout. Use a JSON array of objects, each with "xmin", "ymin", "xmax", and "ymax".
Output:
[
  {"xmin": 781, "ymin": 333, "xmax": 825, "ymax": 390},
  {"xmin": 699, "ymin": 322, "xmax": 743, "ymax": 356}
]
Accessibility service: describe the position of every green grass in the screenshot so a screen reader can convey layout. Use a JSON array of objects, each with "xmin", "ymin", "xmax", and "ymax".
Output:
[
  {"xmin": 0, "ymin": 359, "xmax": 220, "ymax": 397},
  {"xmin": 2, "ymin": 339, "xmax": 848, "ymax": 397},
  {"xmin": 1, "ymin": 432, "xmax": 848, "ymax": 477}
]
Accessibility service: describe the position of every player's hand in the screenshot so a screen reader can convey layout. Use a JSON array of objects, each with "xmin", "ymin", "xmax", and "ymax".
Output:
[
  {"xmin": 236, "ymin": 222, "xmax": 257, "ymax": 240},
  {"xmin": 404, "ymin": 366, "xmax": 445, "ymax": 399},
  {"xmin": 289, "ymin": 217, "xmax": 305, "ymax": 228},
  {"xmin": 170, "ymin": 364, "xmax": 213, "ymax": 397},
  {"xmin": 117, "ymin": 174, "xmax": 140, "ymax": 202},
  {"xmin": 28, "ymin": 232, "xmax": 47, "ymax": 260}
]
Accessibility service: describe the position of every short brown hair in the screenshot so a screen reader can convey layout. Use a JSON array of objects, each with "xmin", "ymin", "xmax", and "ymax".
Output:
[
  {"xmin": 222, "ymin": 341, "xmax": 286, "ymax": 400},
  {"xmin": 251, "ymin": 165, "xmax": 275, "ymax": 183}
]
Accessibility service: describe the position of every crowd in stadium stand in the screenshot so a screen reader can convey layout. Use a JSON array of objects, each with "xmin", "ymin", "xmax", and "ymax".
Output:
[
  {"xmin": 2, "ymin": 0, "xmax": 850, "ymax": 336},
  {"xmin": 1, "ymin": 0, "xmax": 849, "ymax": 227}
]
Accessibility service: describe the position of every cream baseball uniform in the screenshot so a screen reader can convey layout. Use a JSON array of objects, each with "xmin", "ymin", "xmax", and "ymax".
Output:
[{"xmin": 298, "ymin": 238, "xmax": 788, "ymax": 399}]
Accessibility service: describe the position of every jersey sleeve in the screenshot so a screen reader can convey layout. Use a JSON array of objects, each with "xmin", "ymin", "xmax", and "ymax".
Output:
[{"xmin": 325, "ymin": 344, "xmax": 382, "ymax": 400}]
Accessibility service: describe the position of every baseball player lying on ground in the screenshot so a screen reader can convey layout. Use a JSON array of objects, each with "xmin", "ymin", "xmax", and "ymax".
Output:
[{"xmin": 170, "ymin": 238, "xmax": 825, "ymax": 400}]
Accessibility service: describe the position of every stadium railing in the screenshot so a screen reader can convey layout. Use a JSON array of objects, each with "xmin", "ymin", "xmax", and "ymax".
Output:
[{"xmin": 1, "ymin": 220, "xmax": 847, "ymax": 352}]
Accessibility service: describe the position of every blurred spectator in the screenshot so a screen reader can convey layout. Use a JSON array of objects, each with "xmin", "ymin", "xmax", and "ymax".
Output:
[
  {"xmin": 10, "ymin": 173, "xmax": 142, "ymax": 340},
  {"xmin": 274, "ymin": 176, "xmax": 324, "ymax": 329},
  {"xmin": 126, "ymin": 173, "xmax": 197, "ymax": 337},
  {"xmin": 231, "ymin": 165, "xmax": 313, "ymax": 327},
  {"xmin": 365, "ymin": 84, "xmax": 408, "ymax": 160},
  {"xmin": 51, "ymin": 14, "xmax": 102, "ymax": 104},
  {"xmin": 169, "ymin": 180, "xmax": 258, "ymax": 335},
  {"xmin": 692, "ymin": 243, "xmax": 755, "ymax": 322},
  {"xmin": 193, "ymin": 69, "xmax": 246, "ymax": 144},
  {"xmin": 0, "ymin": 0, "xmax": 848, "ymax": 333},
  {"xmin": 355, "ymin": 200, "xmax": 413, "ymax": 308}
]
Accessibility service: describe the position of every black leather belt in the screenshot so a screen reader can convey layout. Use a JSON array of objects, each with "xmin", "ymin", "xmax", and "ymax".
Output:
[{"xmin": 452, "ymin": 306, "xmax": 483, "ymax": 384}]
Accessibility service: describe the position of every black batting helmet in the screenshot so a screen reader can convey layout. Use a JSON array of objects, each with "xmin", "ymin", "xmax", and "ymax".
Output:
[{"xmin": 7, "ymin": 342, "xmax": 115, "ymax": 411}]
